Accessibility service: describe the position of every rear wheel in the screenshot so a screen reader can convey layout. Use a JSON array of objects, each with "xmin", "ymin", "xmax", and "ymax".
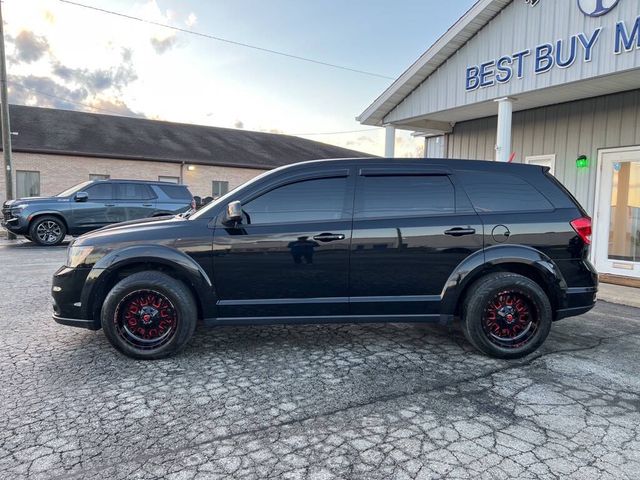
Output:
[
  {"xmin": 462, "ymin": 273, "xmax": 552, "ymax": 359},
  {"xmin": 29, "ymin": 216, "xmax": 66, "ymax": 246},
  {"xmin": 101, "ymin": 271, "xmax": 197, "ymax": 360}
]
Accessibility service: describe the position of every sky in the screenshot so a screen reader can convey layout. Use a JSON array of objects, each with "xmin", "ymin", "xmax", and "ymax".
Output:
[{"xmin": 3, "ymin": 0, "xmax": 476, "ymax": 156}]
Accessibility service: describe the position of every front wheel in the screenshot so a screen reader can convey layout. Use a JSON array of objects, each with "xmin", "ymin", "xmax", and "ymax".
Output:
[
  {"xmin": 29, "ymin": 216, "xmax": 66, "ymax": 246},
  {"xmin": 462, "ymin": 273, "xmax": 552, "ymax": 359},
  {"xmin": 101, "ymin": 271, "xmax": 197, "ymax": 359}
]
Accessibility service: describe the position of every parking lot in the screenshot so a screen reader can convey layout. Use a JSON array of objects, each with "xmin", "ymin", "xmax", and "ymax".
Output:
[{"xmin": 0, "ymin": 241, "xmax": 639, "ymax": 479}]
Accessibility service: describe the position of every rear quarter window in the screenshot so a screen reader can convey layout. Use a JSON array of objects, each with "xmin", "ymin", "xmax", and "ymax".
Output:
[
  {"xmin": 457, "ymin": 170, "xmax": 554, "ymax": 213},
  {"xmin": 157, "ymin": 185, "xmax": 192, "ymax": 201}
]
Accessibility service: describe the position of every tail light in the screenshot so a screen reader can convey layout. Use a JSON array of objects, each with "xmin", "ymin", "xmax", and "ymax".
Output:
[{"xmin": 570, "ymin": 217, "xmax": 592, "ymax": 245}]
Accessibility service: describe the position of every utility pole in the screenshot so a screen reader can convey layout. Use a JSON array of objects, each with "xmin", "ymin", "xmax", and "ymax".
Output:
[{"xmin": 0, "ymin": 1, "xmax": 15, "ymax": 239}]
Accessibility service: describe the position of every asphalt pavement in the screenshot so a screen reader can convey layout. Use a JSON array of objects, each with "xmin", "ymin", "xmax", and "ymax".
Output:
[{"xmin": 0, "ymin": 241, "xmax": 639, "ymax": 479}]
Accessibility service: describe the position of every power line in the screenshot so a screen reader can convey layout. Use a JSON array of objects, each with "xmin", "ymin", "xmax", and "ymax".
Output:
[
  {"xmin": 12, "ymin": 84, "xmax": 382, "ymax": 136},
  {"xmin": 58, "ymin": 0, "xmax": 395, "ymax": 81}
]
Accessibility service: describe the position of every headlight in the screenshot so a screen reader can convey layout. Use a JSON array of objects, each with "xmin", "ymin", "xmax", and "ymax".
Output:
[
  {"xmin": 66, "ymin": 246, "xmax": 102, "ymax": 268},
  {"xmin": 10, "ymin": 204, "xmax": 27, "ymax": 213}
]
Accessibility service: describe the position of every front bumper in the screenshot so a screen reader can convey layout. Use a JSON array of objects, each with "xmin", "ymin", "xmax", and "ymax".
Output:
[
  {"xmin": 1, "ymin": 214, "xmax": 28, "ymax": 234},
  {"xmin": 51, "ymin": 265, "xmax": 99, "ymax": 330}
]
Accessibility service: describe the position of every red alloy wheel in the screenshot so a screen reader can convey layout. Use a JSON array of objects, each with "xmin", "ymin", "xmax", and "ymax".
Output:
[
  {"xmin": 482, "ymin": 290, "xmax": 539, "ymax": 349},
  {"xmin": 114, "ymin": 290, "xmax": 178, "ymax": 350}
]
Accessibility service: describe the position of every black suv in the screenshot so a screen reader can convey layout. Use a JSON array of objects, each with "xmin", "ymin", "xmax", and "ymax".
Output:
[
  {"xmin": 3, "ymin": 179, "xmax": 194, "ymax": 246},
  {"xmin": 52, "ymin": 159, "xmax": 597, "ymax": 360}
]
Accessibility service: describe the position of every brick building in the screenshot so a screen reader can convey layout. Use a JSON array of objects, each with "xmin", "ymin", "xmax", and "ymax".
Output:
[{"xmin": 1, "ymin": 105, "xmax": 367, "ymax": 202}]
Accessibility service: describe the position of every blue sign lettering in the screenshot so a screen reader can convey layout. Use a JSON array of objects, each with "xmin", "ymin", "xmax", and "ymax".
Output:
[
  {"xmin": 577, "ymin": 28, "xmax": 602, "ymax": 61},
  {"xmin": 555, "ymin": 37, "xmax": 577, "ymax": 68},
  {"xmin": 466, "ymin": 65, "xmax": 480, "ymax": 91},
  {"xmin": 615, "ymin": 16, "xmax": 640, "ymax": 54},
  {"xmin": 535, "ymin": 44, "xmax": 554, "ymax": 74}
]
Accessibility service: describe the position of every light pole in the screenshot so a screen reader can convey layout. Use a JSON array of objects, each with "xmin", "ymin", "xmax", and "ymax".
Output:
[{"xmin": 0, "ymin": 1, "xmax": 15, "ymax": 239}]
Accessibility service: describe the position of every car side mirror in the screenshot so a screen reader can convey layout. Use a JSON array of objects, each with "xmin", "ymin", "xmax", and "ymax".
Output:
[
  {"xmin": 224, "ymin": 200, "xmax": 243, "ymax": 224},
  {"xmin": 74, "ymin": 192, "xmax": 89, "ymax": 202}
]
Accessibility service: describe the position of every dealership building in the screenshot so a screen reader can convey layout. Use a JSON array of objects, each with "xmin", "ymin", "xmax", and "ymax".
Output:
[{"xmin": 359, "ymin": 0, "xmax": 640, "ymax": 284}]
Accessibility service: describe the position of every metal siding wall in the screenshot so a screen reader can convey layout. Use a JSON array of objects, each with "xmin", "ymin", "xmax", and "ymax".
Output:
[
  {"xmin": 386, "ymin": 1, "xmax": 640, "ymax": 123},
  {"xmin": 446, "ymin": 90, "xmax": 640, "ymax": 215},
  {"xmin": 426, "ymin": 136, "xmax": 446, "ymax": 158}
]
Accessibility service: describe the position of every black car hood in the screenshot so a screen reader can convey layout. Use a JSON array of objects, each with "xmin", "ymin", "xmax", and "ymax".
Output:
[{"xmin": 74, "ymin": 214, "xmax": 191, "ymax": 246}]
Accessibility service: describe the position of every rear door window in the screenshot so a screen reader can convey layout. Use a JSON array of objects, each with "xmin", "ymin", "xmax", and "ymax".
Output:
[
  {"xmin": 355, "ymin": 175, "xmax": 455, "ymax": 219},
  {"xmin": 457, "ymin": 171, "xmax": 553, "ymax": 213},
  {"xmin": 115, "ymin": 183, "xmax": 156, "ymax": 201}
]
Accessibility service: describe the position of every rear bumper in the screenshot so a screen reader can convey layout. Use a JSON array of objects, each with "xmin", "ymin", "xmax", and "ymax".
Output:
[{"xmin": 555, "ymin": 286, "xmax": 598, "ymax": 320}]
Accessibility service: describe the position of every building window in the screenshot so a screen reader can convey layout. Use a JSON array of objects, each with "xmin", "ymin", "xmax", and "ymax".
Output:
[
  {"xmin": 16, "ymin": 170, "xmax": 40, "ymax": 198},
  {"xmin": 212, "ymin": 180, "xmax": 229, "ymax": 198},
  {"xmin": 159, "ymin": 176, "xmax": 180, "ymax": 184},
  {"xmin": 89, "ymin": 174, "xmax": 110, "ymax": 180}
]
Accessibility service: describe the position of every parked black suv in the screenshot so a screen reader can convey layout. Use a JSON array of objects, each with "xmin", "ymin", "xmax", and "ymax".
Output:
[
  {"xmin": 3, "ymin": 179, "xmax": 194, "ymax": 246},
  {"xmin": 52, "ymin": 159, "xmax": 597, "ymax": 360}
]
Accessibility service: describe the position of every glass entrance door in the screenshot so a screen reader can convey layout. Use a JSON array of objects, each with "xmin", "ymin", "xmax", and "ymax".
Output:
[{"xmin": 594, "ymin": 148, "xmax": 640, "ymax": 278}]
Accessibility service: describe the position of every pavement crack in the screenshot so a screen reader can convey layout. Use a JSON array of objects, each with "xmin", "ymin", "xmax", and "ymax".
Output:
[{"xmin": 52, "ymin": 335, "xmax": 614, "ymax": 479}]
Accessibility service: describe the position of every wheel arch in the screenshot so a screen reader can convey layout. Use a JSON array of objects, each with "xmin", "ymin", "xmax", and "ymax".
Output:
[
  {"xmin": 80, "ymin": 245, "xmax": 215, "ymax": 326},
  {"xmin": 29, "ymin": 211, "xmax": 69, "ymax": 232},
  {"xmin": 441, "ymin": 245, "xmax": 567, "ymax": 318}
]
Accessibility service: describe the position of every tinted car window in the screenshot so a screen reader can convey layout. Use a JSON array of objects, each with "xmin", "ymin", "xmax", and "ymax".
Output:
[
  {"xmin": 158, "ymin": 185, "xmax": 192, "ymax": 200},
  {"xmin": 84, "ymin": 183, "xmax": 113, "ymax": 200},
  {"xmin": 244, "ymin": 177, "xmax": 348, "ymax": 225},
  {"xmin": 115, "ymin": 183, "xmax": 155, "ymax": 200},
  {"xmin": 458, "ymin": 171, "xmax": 553, "ymax": 213},
  {"xmin": 355, "ymin": 175, "xmax": 455, "ymax": 219}
]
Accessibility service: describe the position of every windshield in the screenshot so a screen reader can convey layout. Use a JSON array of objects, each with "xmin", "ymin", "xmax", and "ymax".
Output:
[
  {"xmin": 190, "ymin": 168, "xmax": 277, "ymax": 220},
  {"xmin": 56, "ymin": 181, "xmax": 93, "ymax": 197}
]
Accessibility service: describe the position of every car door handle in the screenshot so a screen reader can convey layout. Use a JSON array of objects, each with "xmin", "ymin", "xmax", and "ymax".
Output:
[
  {"xmin": 313, "ymin": 233, "xmax": 346, "ymax": 242},
  {"xmin": 104, "ymin": 203, "xmax": 115, "ymax": 207},
  {"xmin": 142, "ymin": 203, "xmax": 153, "ymax": 207},
  {"xmin": 444, "ymin": 227, "xmax": 476, "ymax": 237}
]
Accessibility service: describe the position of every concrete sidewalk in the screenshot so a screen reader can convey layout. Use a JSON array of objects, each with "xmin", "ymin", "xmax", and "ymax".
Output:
[{"xmin": 598, "ymin": 282, "xmax": 640, "ymax": 309}]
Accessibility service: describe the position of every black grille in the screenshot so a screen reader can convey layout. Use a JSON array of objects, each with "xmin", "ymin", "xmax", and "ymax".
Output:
[{"xmin": 2, "ymin": 206, "xmax": 13, "ymax": 221}]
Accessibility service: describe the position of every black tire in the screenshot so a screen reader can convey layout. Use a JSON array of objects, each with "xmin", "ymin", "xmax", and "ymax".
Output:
[
  {"xmin": 462, "ymin": 272, "xmax": 552, "ymax": 359},
  {"xmin": 29, "ymin": 216, "xmax": 66, "ymax": 246},
  {"xmin": 101, "ymin": 271, "xmax": 197, "ymax": 360}
]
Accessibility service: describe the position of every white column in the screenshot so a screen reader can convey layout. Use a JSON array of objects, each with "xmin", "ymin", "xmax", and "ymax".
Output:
[
  {"xmin": 384, "ymin": 125, "xmax": 396, "ymax": 158},
  {"xmin": 495, "ymin": 97, "xmax": 514, "ymax": 163}
]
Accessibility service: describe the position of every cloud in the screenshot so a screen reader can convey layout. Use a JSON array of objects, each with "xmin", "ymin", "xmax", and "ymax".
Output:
[
  {"xmin": 51, "ymin": 48, "xmax": 138, "ymax": 94},
  {"xmin": 12, "ymin": 30, "xmax": 50, "ymax": 63},
  {"xmin": 234, "ymin": 120, "xmax": 244, "ymax": 129},
  {"xmin": 150, "ymin": 35, "xmax": 178, "ymax": 54},
  {"xmin": 186, "ymin": 13, "xmax": 197, "ymax": 27},
  {"xmin": 9, "ymin": 36, "xmax": 140, "ymax": 118}
]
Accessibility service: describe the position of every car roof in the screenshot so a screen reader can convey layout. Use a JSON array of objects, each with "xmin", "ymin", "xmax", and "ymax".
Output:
[
  {"xmin": 274, "ymin": 157, "xmax": 549, "ymax": 174},
  {"xmin": 90, "ymin": 179, "xmax": 189, "ymax": 186}
]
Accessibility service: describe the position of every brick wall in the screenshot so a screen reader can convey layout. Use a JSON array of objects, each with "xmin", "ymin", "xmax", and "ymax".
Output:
[{"xmin": 0, "ymin": 152, "xmax": 267, "ymax": 201}]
